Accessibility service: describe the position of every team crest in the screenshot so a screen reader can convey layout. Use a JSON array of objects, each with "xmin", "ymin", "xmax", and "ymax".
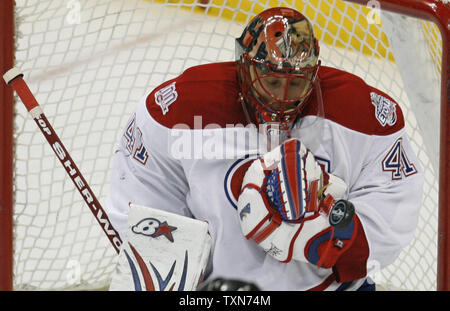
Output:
[
  {"xmin": 154, "ymin": 82, "xmax": 178, "ymax": 115},
  {"xmin": 370, "ymin": 92, "xmax": 397, "ymax": 127},
  {"xmin": 224, "ymin": 155, "xmax": 259, "ymax": 209}
]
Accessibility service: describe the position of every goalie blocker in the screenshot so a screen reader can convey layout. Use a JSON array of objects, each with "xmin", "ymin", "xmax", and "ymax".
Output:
[{"xmin": 109, "ymin": 204, "xmax": 212, "ymax": 291}]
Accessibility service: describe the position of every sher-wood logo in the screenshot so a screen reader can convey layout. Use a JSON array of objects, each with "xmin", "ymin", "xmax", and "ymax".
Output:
[{"xmin": 35, "ymin": 114, "xmax": 122, "ymax": 251}]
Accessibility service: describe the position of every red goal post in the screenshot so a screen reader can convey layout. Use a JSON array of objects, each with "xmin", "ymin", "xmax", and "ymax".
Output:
[
  {"xmin": 0, "ymin": 0, "xmax": 448, "ymax": 291},
  {"xmin": 0, "ymin": 0, "xmax": 14, "ymax": 292}
]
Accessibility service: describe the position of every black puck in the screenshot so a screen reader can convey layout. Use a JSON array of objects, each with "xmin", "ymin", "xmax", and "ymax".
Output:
[{"xmin": 329, "ymin": 199, "xmax": 355, "ymax": 229}]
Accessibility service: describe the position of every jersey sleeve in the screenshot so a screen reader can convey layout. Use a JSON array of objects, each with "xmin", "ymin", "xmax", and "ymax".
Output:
[
  {"xmin": 311, "ymin": 70, "xmax": 425, "ymax": 284},
  {"xmin": 105, "ymin": 91, "xmax": 191, "ymax": 240},
  {"xmin": 333, "ymin": 127, "xmax": 424, "ymax": 283}
]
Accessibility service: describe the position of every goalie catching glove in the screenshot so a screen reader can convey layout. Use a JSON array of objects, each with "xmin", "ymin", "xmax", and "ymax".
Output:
[{"xmin": 237, "ymin": 138, "xmax": 358, "ymax": 268}]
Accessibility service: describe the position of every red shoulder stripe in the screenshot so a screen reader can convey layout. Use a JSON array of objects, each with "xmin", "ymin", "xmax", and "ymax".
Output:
[{"xmin": 146, "ymin": 62, "xmax": 248, "ymax": 129}]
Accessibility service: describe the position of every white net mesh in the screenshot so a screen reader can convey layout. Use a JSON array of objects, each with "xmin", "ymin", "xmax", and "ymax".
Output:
[{"xmin": 10, "ymin": 0, "xmax": 443, "ymax": 290}]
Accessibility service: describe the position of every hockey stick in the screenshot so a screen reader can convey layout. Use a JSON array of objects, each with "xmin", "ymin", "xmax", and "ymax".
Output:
[{"xmin": 3, "ymin": 68, "xmax": 122, "ymax": 254}]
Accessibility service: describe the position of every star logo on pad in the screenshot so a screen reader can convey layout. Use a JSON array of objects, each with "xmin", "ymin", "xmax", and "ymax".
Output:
[
  {"xmin": 152, "ymin": 221, "xmax": 177, "ymax": 242},
  {"xmin": 132, "ymin": 218, "xmax": 177, "ymax": 243}
]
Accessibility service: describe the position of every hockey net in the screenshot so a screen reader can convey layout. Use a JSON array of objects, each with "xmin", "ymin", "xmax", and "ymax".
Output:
[{"xmin": 0, "ymin": 0, "xmax": 447, "ymax": 290}]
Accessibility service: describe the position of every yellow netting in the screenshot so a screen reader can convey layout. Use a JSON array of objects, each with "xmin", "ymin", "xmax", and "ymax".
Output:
[{"xmin": 150, "ymin": 0, "xmax": 395, "ymax": 60}]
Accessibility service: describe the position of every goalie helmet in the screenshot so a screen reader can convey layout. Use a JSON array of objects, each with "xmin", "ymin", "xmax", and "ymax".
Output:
[{"xmin": 236, "ymin": 7, "xmax": 320, "ymax": 131}]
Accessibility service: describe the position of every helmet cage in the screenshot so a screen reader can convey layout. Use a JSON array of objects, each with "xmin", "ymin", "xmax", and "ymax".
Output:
[
  {"xmin": 235, "ymin": 7, "xmax": 321, "ymax": 130},
  {"xmin": 238, "ymin": 53, "xmax": 320, "ymax": 129}
]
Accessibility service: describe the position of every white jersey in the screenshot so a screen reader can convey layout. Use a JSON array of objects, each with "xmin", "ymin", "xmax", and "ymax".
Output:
[{"xmin": 106, "ymin": 62, "xmax": 424, "ymax": 291}]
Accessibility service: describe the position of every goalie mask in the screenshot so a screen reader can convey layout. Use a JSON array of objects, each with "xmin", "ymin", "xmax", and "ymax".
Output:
[{"xmin": 236, "ymin": 7, "xmax": 321, "ymax": 133}]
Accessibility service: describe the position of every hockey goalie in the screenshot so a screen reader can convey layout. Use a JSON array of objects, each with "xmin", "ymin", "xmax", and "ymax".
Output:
[{"xmin": 106, "ymin": 7, "xmax": 424, "ymax": 291}]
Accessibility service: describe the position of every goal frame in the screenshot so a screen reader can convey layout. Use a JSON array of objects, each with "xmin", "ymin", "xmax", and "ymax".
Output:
[
  {"xmin": 0, "ymin": 0, "xmax": 15, "ymax": 292},
  {"xmin": 0, "ymin": 0, "xmax": 448, "ymax": 291}
]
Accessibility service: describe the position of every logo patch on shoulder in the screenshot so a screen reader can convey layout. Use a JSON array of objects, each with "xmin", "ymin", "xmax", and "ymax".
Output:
[
  {"xmin": 154, "ymin": 82, "xmax": 178, "ymax": 115},
  {"xmin": 370, "ymin": 92, "xmax": 397, "ymax": 127}
]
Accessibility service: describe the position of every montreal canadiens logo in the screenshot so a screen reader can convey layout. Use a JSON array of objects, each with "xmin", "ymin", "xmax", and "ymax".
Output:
[{"xmin": 224, "ymin": 155, "xmax": 259, "ymax": 209}]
